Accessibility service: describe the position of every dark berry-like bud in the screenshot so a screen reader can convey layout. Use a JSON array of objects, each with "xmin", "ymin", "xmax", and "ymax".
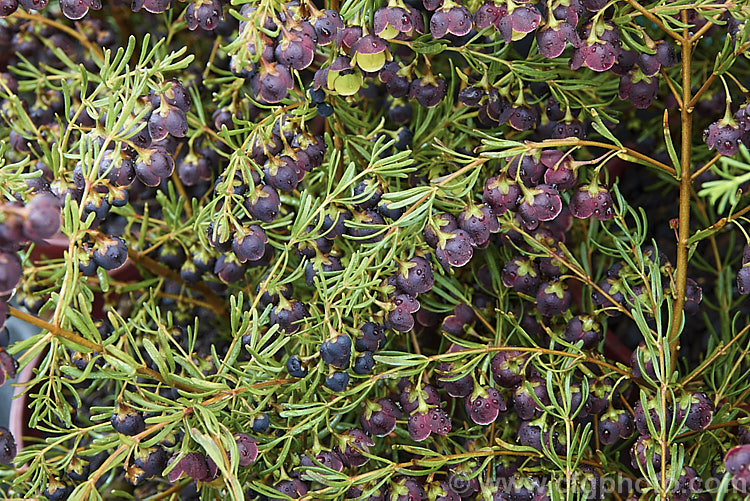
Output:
[
  {"xmin": 353, "ymin": 351, "xmax": 375, "ymax": 374},
  {"xmin": 409, "ymin": 76, "xmax": 447, "ymax": 108},
  {"xmin": 111, "ymin": 403, "xmax": 145, "ymax": 436},
  {"xmin": 353, "ymin": 179, "xmax": 383, "ymax": 210},
  {"xmin": 325, "ymin": 370, "xmax": 350, "ymax": 391},
  {"xmin": 286, "ymin": 355, "xmax": 308, "ymax": 378},
  {"xmin": 356, "ymin": 322, "xmax": 386, "ymax": 352},
  {"xmin": 320, "ymin": 334, "xmax": 352, "ymax": 369},
  {"xmin": 251, "ymin": 413, "xmax": 270, "ymax": 433},
  {"xmin": 270, "ymin": 300, "xmax": 307, "ymax": 333},
  {"xmin": 43, "ymin": 478, "xmax": 74, "ymax": 501},
  {"xmin": 348, "ymin": 210, "xmax": 386, "ymax": 244},
  {"xmin": 134, "ymin": 446, "xmax": 168, "ymax": 477},
  {"xmin": 93, "ymin": 236, "xmax": 128, "ymax": 270}
]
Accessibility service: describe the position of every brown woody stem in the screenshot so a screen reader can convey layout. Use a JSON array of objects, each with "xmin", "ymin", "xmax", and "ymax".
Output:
[{"xmin": 669, "ymin": 13, "xmax": 694, "ymax": 373}]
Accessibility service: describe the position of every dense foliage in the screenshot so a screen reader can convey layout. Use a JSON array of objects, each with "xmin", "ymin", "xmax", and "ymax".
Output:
[{"xmin": 0, "ymin": 0, "xmax": 748, "ymax": 499}]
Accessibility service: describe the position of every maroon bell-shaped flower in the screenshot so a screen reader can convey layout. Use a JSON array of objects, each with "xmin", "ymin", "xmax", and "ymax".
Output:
[
  {"xmin": 234, "ymin": 433, "xmax": 258, "ymax": 466},
  {"xmin": 536, "ymin": 280, "xmax": 572, "ymax": 317},
  {"xmin": 734, "ymin": 102, "xmax": 750, "ymax": 132},
  {"xmin": 326, "ymin": 56, "xmax": 364, "ymax": 97},
  {"xmin": 0, "ymin": 347, "xmax": 17, "ymax": 386},
  {"xmin": 570, "ymin": 21, "xmax": 621, "ymax": 72},
  {"xmin": 148, "ymin": 104, "xmax": 187, "ymax": 141},
  {"xmin": 517, "ymin": 184, "xmax": 563, "ymax": 230},
  {"xmin": 360, "ymin": 398, "xmax": 402, "ymax": 437},
  {"xmin": 374, "ymin": 4, "xmax": 421, "ymax": 40},
  {"xmin": 618, "ymin": 69, "xmax": 659, "ymax": 110},
  {"xmin": 483, "ymin": 175, "xmax": 520, "ymax": 215},
  {"xmin": 341, "ymin": 428, "xmax": 375, "ymax": 467},
  {"xmin": 232, "ymin": 225, "xmax": 268, "ymax": 263},
  {"xmin": 252, "ymin": 61, "xmax": 294, "ymax": 104},
  {"xmin": 166, "ymin": 452, "xmax": 210, "ymax": 482},
  {"xmin": 508, "ymin": 104, "xmax": 541, "ymax": 131},
  {"xmin": 725, "ymin": 444, "xmax": 750, "ymax": 493},
  {"xmin": 541, "ymin": 150, "xmax": 577, "ymax": 190},
  {"xmin": 184, "ymin": 0, "xmax": 223, "ymax": 31},
  {"xmin": 435, "ymin": 229, "xmax": 474, "ymax": 268},
  {"xmin": 502, "ymin": 256, "xmax": 540, "ymax": 296},
  {"xmin": 536, "ymin": 15, "xmax": 580, "ymax": 58},
  {"xmin": 350, "ymin": 34, "xmax": 392, "ymax": 73},
  {"xmin": 458, "ymin": 203, "xmax": 499, "ymax": 247},
  {"xmin": 409, "ymin": 75, "xmax": 447, "ymax": 108},
  {"xmin": 507, "ymin": 152, "xmax": 545, "ymax": 184},
  {"xmin": 507, "ymin": 3, "xmax": 541, "ymax": 36},
  {"xmin": 430, "ymin": 1, "xmax": 473, "ymax": 39},
  {"xmin": 704, "ymin": 118, "xmax": 745, "ymax": 156},
  {"xmin": 474, "ymin": 2, "xmax": 506, "ymax": 30},
  {"xmin": 465, "ymin": 386, "xmax": 506, "ymax": 425},
  {"xmin": 275, "ymin": 27, "xmax": 316, "ymax": 71},
  {"xmin": 311, "ymin": 9, "xmax": 343, "ymax": 45},
  {"xmin": 563, "ymin": 314, "xmax": 602, "ymax": 349},
  {"xmin": 637, "ymin": 41, "xmax": 679, "ymax": 76},
  {"xmin": 737, "ymin": 263, "xmax": 750, "ymax": 295},
  {"xmin": 569, "ymin": 184, "xmax": 615, "ymax": 221},
  {"xmin": 550, "ymin": 118, "xmax": 587, "ymax": 140}
]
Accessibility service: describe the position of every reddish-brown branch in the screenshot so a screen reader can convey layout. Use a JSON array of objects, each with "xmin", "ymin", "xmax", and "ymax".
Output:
[{"xmin": 126, "ymin": 249, "xmax": 228, "ymax": 317}]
